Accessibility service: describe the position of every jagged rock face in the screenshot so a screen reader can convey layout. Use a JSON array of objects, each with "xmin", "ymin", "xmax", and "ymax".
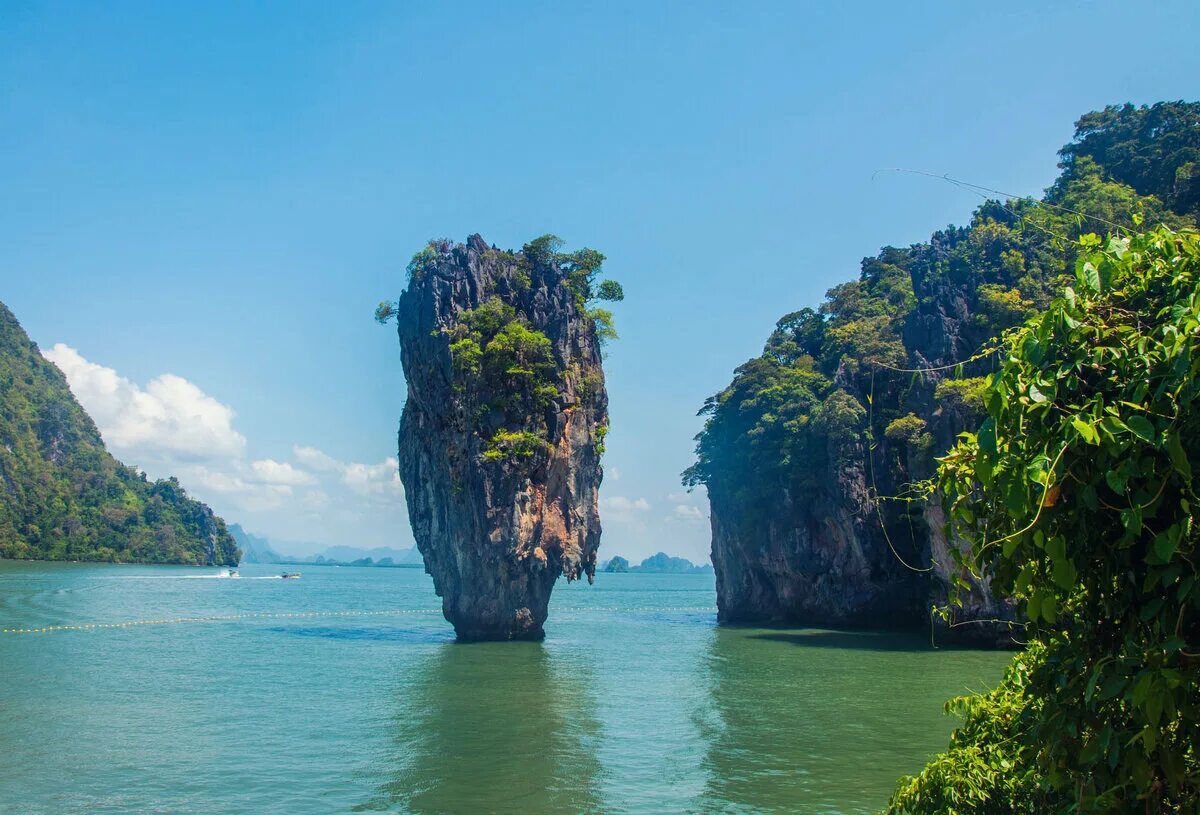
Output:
[
  {"xmin": 705, "ymin": 236, "xmax": 1016, "ymax": 646},
  {"xmin": 707, "ymin": 329, "xmax": 1016, "ymax": 644},
  {"xmin": 707, "ymin": 442, "xmax": 1013, "ymax": 643},
  {"xmin": 394, "ymin": 235, "xmax": 607, "ymax": 641},
  {"xmin": 709, "ymin": 416, "xmax": 925, "ymax": 626}
]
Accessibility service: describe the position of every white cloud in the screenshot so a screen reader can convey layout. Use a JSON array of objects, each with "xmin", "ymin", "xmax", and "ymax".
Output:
[
  {"xmin": 665, "ymin": 488, "xmax": 708, "ymax": 523},
  {"xmin": 607, "ymin": 466, "xmax": 621, "ymax": 481},
  {"xmin": 602, "ymin": 496, "xmax": 650, "ymax": 512},
  {"xmin": 601, "ymin": 495, "xmax": 651, "ymax": 523},
  {"xmin": 293, "ymin": 444, "xmax": 402, "ymax": 498},
  {"xmin": 44, "ymin": 344, "xmax": 246, "ymax": 464},
  {"xmin": 250, "ymin": 459, "xmax": 317, "ymax": 486},
  {"xmin": 671, "ymin": 504, "xmax": 706, "ymax": 521},
  {"xmin": 292, "ymin": 444, "xmax": 343, "ymax": 473},
  {"xmin": 45, "ymin": 344, "xmax": 411, "ymax": 550},
  {"xmin": 172, "ymin": 464, "xmax": 294, "ymax": 513},
  {"xmin": 342, "ymin": 457, "xmax": 403, "ymax": 496}
]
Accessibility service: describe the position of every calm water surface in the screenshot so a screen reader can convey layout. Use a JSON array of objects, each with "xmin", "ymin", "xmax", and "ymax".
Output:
[{"xmin": 0, "ymin": 560, "xmax": 1009, "ymax": 814}]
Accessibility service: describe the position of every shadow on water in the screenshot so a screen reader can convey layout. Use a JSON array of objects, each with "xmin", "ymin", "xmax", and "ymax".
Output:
[
  {"xmin": 355, "ymin": 640, "xmax": 603, "ymax": 814},
  {"xmin": 748, "ymin": 629, "xmax": 935, "ymax": 652},
  {"xmin": 697, "ymin": 625, "xmax": 1004, "ymax": 815}
]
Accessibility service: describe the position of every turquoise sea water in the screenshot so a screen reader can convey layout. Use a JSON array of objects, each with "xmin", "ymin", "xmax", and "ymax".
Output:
[{"xmin": 0, "ymin": 560, "xmax": 1010, "ymax": 814}]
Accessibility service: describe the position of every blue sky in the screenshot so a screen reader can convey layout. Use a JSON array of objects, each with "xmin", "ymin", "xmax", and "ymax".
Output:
[{"xmin": 2, "ymin": 1, "xmax": 1197, "ymax": 561}]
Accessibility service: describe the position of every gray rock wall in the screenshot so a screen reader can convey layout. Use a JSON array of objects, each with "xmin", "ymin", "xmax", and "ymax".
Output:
[{"xmin": 394, "ymin": 235, "xmax": 607, "ymax": 640}]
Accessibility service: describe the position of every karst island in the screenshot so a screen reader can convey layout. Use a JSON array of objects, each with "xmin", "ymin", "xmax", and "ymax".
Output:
[{"xmin": 377, "ymin": 234, "xmax": 623, "ymax": 640}]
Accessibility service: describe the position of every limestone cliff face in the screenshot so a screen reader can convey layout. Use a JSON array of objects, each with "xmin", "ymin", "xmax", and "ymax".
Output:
[
  {"xmin": 697, "ymin": 230, "xmax": 1019, "ymax": 646},
  {"xmin": 709, "ymin": 461, "xmax": 926, "ymax": 630},
  {"xmin": 705, "ymin": 266, "xmax": 1016, "ymax": 644},
  {"xmin": 394, "ymin": 235, "xmax": 607, "ymax": 641}
]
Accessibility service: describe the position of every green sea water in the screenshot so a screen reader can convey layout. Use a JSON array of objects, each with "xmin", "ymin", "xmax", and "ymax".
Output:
[{"xmin": 0, "ymin": 560, "xmax": 1010, "ymax": 814}]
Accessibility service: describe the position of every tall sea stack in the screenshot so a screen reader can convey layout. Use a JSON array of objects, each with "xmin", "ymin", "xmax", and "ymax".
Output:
[{"xmin": 389, "ymin": 235, "xmax": 611, "ymax": 641}]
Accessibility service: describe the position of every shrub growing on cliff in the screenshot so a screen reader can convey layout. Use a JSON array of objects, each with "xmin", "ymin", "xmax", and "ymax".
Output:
[
  {"xmin": 586, "ymin": 307, "xmax": 618, "ymax": 346},
  {"xmin": 934, "ymin": 376, "xmax": 990, "ymax": 424},
  {"xmin": 444, "ymin": 297, "xmax": 558, "ymax": 407},
  {"xmin": 482, "ymin": 430, "xmax": 550, "ymax": 462},
  {"xmin": 406, "ymin": 242, "xmax": 442, "ymax": 281},
  {"xmin": 596, "ymin": 279, "xmax": 625, "ymax": 302},
  {"xmin": 918, "ymin": 226, "xmax": 1200, "ymax": 812},
  {"xmin": 374, "ymin": 300, "xmax": 398, "ymax": 324},
  {"xmin": 884, "ymin": 413, "xmax": 932, "ymax": 453},
  {"xmin": 972, "ymin": 283, "xmax": 1034, "ymax": 332},
  {"xmin": 522, "ymin": 234, "xmax": 625, "ymax": 326}
]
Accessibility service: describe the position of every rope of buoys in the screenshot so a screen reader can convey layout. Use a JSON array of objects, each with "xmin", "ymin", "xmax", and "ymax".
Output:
[
  {"xmin": 0, "ymin": 608, "xmax": 439, "ymax": 635},
  {"xmin": 0, "ymin": 605, "xmax": 718, "ymax": 635}
]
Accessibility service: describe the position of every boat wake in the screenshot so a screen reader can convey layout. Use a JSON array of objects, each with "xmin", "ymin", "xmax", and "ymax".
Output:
[{"xmin": 108, "ymin": 571, "xmax": 285, "ymax": 580}]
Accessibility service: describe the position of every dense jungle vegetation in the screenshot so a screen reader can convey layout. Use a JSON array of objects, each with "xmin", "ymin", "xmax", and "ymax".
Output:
[
  {"xmin": 0, "ymin": 302, "xmax": 240, "ymax": 565},
  {"xmin": 889, "ymin": 226, "xmax": 1200, "ymax": 813}
]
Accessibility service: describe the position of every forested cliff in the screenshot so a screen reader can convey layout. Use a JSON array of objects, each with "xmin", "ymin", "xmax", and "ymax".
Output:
[
  {"xmin": 0, "ymin": 303, "xmax": 240, "ymax": 565},
  {"xmin": 685, "ymin": 102, "xmax": 1199, "ymax": 640}
]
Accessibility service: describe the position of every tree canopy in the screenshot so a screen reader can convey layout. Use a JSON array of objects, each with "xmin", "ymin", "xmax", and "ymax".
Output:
[{"xmin": 1055, "ymin": 101, "xmax": 1200, "ymax": 220}]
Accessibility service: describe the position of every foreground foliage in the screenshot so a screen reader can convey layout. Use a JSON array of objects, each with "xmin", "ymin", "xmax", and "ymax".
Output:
[
  {"xmin": 0, "ymin": 303, "xmax": 240, "ymax": 565},
  {"xmin": 891, "ymin": 227, "xmax": 1200, "ymax": 813}
]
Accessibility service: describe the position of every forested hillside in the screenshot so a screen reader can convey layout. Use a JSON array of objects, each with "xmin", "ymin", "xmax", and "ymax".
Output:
[
  {"xmin": 0, "ymin": 302, "xmax": 240, "ymax": 565},
  {"xmin": 685, "ymin": 102, "xmax": 1199, "ymax": 638}
]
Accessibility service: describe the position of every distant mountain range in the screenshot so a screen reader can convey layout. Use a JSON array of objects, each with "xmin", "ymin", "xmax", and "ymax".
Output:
[
  {"xmin": 229, "ymin": 526, "xmax": 710, "ymax": 574},
  {"xmin": 228, "ymin": 524, "xmax": 422, "ymax": 567},
  {"xmin": 601, "ymin": 552, "xmax": 713, "ymax": 574}
]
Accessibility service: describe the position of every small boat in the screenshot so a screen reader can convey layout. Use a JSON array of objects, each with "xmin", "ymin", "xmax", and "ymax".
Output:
[{"xmin": 280, "ymin": 572, "xmax": 302, "ymax": 580}]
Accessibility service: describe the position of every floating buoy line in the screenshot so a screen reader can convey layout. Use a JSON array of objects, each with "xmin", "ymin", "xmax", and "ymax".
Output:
[{"xmin": 1, "ymin": 605, "xmax": 717, "ymax": 635}]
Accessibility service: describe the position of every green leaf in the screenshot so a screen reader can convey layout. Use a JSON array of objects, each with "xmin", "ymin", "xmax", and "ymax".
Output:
[
  {"xmin": 1126, "ymin": 415, "xmax": 1155, "ymax": 442},
  {"xmin": 1166, "ymin": 431, "xmax": 1192, "ymax": 479},
  {"xmin": 974, "ymin": 452, "xmax": 994, "ymax": 487},
  {"xmin": 1053, "ymin": 556, "xmax": 1078, "ymax": 590},
  {"xmin": 977, "ymin": 418, "xmax": 998, "ymax": 457},
  {"xmin": 1040, "ymin": 595, "xmax": 1057, "ymax": 624},
  {"xmin": 1025, "ymin": 593, "xmax": 1041, "ymax": 621},
  {"xmin": 1146, "ymin": 691, "xmax": 1164, "ymax": 727},
  {"xmin": 1153, "ymin": 532, "xmax": 1176, "ymax": 562},
  {"xmin": 1106, "ymin": 468, "xmax": 1128, "ymax": 494},
  {"xmin": 1071, "ymin": 416, "xmax": 1098, "ymax": 445},
  {"xmin": 1101, "ymin": 415, "xmax": 1129, "ymax": 437},
  {"xmin": 1077, "ymin": 261, "xmax": 1101, "ymax": 292}
]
